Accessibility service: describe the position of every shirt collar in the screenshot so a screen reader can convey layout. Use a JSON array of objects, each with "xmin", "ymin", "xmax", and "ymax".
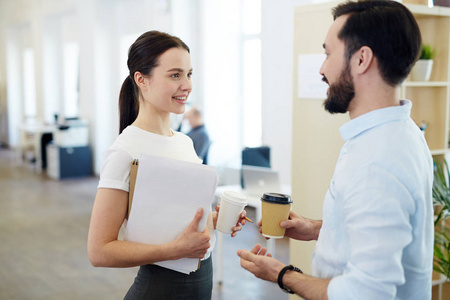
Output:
[{"xmin": 339, "ymin": 100, "xmax": 412, "ymax": 141}]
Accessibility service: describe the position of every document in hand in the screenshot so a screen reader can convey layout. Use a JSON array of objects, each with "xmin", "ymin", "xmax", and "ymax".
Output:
[{"xmin": 124, "ymin": 154, "xmax": 219, "ymax": 274}]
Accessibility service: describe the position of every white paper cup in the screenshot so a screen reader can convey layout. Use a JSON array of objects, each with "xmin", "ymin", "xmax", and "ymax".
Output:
[{"xmin": 216, "ymin": 191, "xmax": 247, "ymax": 234}]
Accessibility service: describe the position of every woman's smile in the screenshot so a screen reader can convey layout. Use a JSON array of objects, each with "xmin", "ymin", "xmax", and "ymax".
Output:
[{"xmin": 173, "ymin": 94, "xmax": 188, "ymax": 105}]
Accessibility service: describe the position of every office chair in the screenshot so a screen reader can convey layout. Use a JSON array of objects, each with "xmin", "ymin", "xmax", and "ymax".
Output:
[{"xmin": 241, "ymin": 146, "xmax": 271, "ymax": 188}]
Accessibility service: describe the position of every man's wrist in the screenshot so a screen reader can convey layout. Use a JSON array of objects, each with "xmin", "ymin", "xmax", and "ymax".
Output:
[
  {"xmin": 311, "ymin": 219, "xmax": 323, "ymax": 240},
  {"xmin": 278, "ymin": 265, "xmax": 303, "ymax": 294},
  {"xmin": 300, "ymin": 218, "xmax": 322, "ymax": 241}
]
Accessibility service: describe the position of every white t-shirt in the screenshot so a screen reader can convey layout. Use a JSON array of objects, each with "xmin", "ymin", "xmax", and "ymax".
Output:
[{"xmin": 98, "ymin": 125, "xmax": 215, "ymax": 260}]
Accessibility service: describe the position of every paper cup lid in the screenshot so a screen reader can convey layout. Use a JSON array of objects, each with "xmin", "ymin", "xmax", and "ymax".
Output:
[
  {"xmin": 261, "ymin": 193, "xmax": 292, "ymax": 204},
  {"xmin": 221, "ymin": 190, "xmax": 247, "ymax": 205}
]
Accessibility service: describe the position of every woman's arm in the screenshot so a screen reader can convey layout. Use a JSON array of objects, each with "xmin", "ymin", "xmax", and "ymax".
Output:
[{"xmin": 87, "ymin": 188, "xmax": 210, "ymax": 268}]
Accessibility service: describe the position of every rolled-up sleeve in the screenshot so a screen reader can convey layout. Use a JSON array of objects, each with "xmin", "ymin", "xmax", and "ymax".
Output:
[{"xmin": 98, "ymin": 148, "xmax": 133, "ymax": 192}]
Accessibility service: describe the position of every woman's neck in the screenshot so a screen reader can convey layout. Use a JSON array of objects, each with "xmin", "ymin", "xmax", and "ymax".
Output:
[{"xmin": 132, "ymin": 108, "xmax": 173, "ymax": 137}]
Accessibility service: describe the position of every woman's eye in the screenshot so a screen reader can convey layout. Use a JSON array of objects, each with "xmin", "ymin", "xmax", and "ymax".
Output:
[
  {"xmin": 188, "ymin": 72, "xmax": 193, "ymax": 78},
  {"xmin": 171, "ymin": 73, "xmax": 180, "ymax": 78}
]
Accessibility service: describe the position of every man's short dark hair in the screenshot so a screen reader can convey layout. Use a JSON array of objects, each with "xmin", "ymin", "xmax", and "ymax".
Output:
[{"xmin": 333, "ymin": 0, "xmax": 421, "ymax": 86}]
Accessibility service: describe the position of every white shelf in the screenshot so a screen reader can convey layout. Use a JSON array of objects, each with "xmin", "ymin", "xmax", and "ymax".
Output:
[
  {"xmin": 430, "ymin": 149, "xmax": 450, "ymax": 156},
  {"xmin": 403, "ymin": 81, "xmax": 450, "ymax": 87},
  {"xmin": 399, "ymin": 3, "xmax": 450, "ymax": 159},
  {"xmin": 406, "ymin": 3, "xmax": 442, "ymax": 16},
  {"xmin": 432, "ymin": 273, "xmax": 448, "ymax": 286},
  {"xmin": 438, "ymin": 5, "xmax": 450, "ymax": 16}
]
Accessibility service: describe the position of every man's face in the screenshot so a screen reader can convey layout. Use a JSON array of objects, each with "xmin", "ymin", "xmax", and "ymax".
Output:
[
  {"xmin": 323, "ymin": 61, "xmax": 355, "ymax": 114},
  {"xmin": 320, "ymin": 15, "xmax": 355, "ymax": 114}
]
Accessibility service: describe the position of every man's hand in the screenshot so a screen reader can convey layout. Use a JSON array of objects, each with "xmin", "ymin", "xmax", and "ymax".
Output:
[
  {"xmin": 258, "ymin": 210, "xmax": 322, "ymax": 241},
  {"xmin": 281, "ymin": 210, "xmax": 322, "ymax": 241},
  {"xmin": 237, "ymin": 244, "xmax": 285, "ymax": 283}
]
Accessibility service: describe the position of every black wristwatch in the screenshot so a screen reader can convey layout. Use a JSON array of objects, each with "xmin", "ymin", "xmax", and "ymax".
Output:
[{"xmin": 277, "ymin": 264, "xmax": 303, "ymax": 294}]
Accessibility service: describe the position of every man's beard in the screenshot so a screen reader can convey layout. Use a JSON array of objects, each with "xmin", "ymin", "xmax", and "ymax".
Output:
[{"xmin": 323, "ymin": 62, "xmax": 355, "ymax": 114}]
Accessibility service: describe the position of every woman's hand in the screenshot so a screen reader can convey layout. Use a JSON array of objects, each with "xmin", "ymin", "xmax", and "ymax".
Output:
[
  {"xmin": 214, "ymin": 206, "xmax": 248, "ymax": 237},
  {"xmin": 173, "ymin": 208, "xmax": 211, "ymax": 259}
]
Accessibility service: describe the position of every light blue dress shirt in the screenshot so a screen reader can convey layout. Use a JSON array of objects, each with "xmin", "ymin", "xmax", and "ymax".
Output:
[{"xmin": 311, "ymin": 100, "xmax": 434, "ymax": 299}]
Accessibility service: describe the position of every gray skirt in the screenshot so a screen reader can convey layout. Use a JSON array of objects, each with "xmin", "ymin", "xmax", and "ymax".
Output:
[{"xmin": 123, "ymin": 256, "xmax": 213, "ymax": 300}]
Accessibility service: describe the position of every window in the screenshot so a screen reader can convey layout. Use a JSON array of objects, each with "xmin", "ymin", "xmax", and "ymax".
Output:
[
  {"xmin": 119, "ymin": 33, "xmax": 141, "ymax": 81},
  {"xmin": 241, "ymin": 0, "xmax": 262, "ymax": 147},
  {"xmin": 202, "ymin": 0, "xmax": 262, "ymax": 167},
  {"xmin": 63, "ymin": 42, "xmax": 79, "ymax": 118},
  {"xmin": 23, "ymin": 47, "xmax": 37, "ymax": 119}
]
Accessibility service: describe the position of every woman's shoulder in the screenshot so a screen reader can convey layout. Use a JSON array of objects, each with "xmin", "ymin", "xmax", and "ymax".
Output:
[
  {"xmin": 112, "ymin": 126, "xmax": 156, "ymax": 153},
  {"xmin": 107, "ymin": 128, "xmax": 137, "ymax": 157},
  {"xmin": 172, "ymin": 130, "xmax": 194, "ymax": 144},
  {"xmin": 109, "ymin": 126, "xmax": 199, "ymax": 162}
]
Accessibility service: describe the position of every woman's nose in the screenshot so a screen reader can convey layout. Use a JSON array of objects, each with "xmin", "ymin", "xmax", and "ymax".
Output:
[{"xmin": 181, "ymin": 76, "xmax": 192, "ymax": 92}]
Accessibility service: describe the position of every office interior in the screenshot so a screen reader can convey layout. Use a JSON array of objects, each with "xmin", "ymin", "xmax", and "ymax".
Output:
[{"xmin": 0, "ymin": 0, "xmax": 448, "ymax": 299}]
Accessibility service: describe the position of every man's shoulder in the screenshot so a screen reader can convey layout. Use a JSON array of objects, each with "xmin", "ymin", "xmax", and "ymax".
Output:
[{"xmin": 188, "ymin": 125, "xmax": 209, "ymax": 138}]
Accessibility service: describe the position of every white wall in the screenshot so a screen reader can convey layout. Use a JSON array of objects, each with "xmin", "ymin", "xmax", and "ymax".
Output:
[
  {"xmin": 261, "ymin": 0, "xmax": 318, "ymax": 185},
  {"xmin": 201, "ymin": 0, "xmax": 242, "ymax": 169},
  {"xmin": 171, "ymin": 0, "xmax": 204, "ymax": 107},
  {"xmin": 0, "ymin": 2, "xmax": 6, "ymax": 146}
]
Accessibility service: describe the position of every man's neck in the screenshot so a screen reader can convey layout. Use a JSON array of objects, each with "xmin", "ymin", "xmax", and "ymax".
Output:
[{"xmin": 349, "ymin": 79, "xmax": 400, "ymax": 119}]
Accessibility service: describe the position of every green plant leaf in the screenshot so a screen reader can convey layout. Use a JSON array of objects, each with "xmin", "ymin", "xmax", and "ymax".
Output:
[
  {"xmin": 420, "ymin": 44, "xmax": 436, "ymax": 60},
  {"xmin": 432, "ymin": 159, "xmax": 450, "ymax": 278}
]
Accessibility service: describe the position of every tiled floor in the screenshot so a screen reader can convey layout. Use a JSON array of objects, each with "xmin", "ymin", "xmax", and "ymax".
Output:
[{"xmin": 0, "ymin": 148, "xmax": 289, "ymax": 300}]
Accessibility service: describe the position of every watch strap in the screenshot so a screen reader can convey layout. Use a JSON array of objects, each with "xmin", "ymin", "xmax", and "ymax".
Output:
[{"xmin": 277, "ymin": 264, "xmax": 303, "ymax": 294}]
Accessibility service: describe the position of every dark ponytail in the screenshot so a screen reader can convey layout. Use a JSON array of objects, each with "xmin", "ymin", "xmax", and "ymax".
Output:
[
  {"xmin": 118, "ymin": 30, "xmax": 190, "ymax": 134},
  {"xmin": 119, "ymin": 76, "xmax": 138, "ymax": 134}
]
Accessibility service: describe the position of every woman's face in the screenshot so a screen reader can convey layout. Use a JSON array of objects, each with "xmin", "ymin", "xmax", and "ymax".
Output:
[{"xmin": 140, "ymin": 47, "xmax": 193, "ymax": 115}]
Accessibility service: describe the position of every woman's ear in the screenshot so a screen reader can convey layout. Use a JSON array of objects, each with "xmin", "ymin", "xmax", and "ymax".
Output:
[
  {"xmin": 353, "ymin": 46, "xmax": 374, "ymax": 75},
  {"xmin": 134, "ymin": 71, "xmax": 147, "ymax": 89}
]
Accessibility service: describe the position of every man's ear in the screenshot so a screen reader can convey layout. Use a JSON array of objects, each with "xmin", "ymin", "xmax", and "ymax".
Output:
[
  {"xmin": 353, "ymin": 46, "xmax": 374, "ymax": 74},
  {"xmin": 134, "ymin": 71, "xmax": 147, "ymax": 89}
]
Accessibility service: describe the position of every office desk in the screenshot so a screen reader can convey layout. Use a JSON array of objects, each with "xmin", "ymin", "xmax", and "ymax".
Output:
[
  {"xmin": 17, "ymin": 124, "xmax": 56, "ymax": 172},
  {"xmin": 214, "ymin": 184, "xmax": 291, "ymax": 284},
  {"xmin": 46, "ymin": 145, "xmax": 92, "ymax": 179}
]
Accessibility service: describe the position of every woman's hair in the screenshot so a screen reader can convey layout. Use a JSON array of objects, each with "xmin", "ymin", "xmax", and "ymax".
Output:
[
  {"xmin": 118, "ymin": 31, "xmax": 190, "ymax": 134},
  {"xmin": 332, "ymin": 0, "xmax": 421, "ymax": 86}
]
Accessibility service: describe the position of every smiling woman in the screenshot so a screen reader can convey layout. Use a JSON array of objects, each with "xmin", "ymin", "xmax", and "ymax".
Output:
[
  {"xmin": 87, "ymin": 30, "xmax": 247, "ymax": 300},
  {"xmin": 88, "ymin": 31, "xmax": 212, "ymax": 298},
  {"xmin": 118, "ymin": 31, "xmax": 191, "ymax": 135},
  {"xmin": 134, "ymin": 47, "xmax": 193, "ymax": 122}
]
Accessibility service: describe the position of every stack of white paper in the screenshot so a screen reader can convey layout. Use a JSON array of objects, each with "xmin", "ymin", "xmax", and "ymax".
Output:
[{"xmin": 124, "ymin": 154, "xmax": 219, "ymax": 274}]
